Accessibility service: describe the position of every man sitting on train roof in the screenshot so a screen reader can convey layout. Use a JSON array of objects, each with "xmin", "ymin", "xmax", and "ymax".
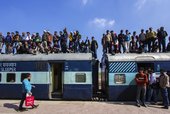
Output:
[{"xmin": 0, "ymin": 29, "xmax": 98, "ymax": 59}]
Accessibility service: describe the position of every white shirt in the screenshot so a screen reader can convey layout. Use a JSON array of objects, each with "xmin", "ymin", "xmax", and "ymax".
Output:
[{"xmin": 26, "ymin": 35, "xmax": 32, "ymax": 41}]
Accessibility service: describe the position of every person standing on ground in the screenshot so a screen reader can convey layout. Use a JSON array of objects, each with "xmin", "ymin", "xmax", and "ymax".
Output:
[
  {"xmin": 159, "ymin": 69, "xmax": 169, "ymax": 109},
  {"xmin": 135, "ymin": 68, "xmax": 148, "ymax": 107},
  {"xmin": 147, "ymin": 70, "xmax": 157, "ymax": 104},
  {"xmin": 19, "ymin": 73, "xmax": 38, "ymax": 111},
  {"xmin": 167, "ymin": 71, "xmax": 170, "ymax": 104}
]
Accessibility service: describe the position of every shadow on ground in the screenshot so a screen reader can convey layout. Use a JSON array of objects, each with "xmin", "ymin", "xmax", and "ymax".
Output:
[
  {"xmin": 3, "ymin": 103, "xmax": 19, "ymax": 111},
  {"xmin": 106, "ymin": 102, "xmax": 165, "ymax": 109},
  {"xmin": 107, "ymin": 102, "xmax": 136, "ymax": 106}
]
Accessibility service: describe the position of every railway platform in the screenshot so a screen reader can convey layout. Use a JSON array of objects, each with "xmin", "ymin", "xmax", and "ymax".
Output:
[{"xmin": 0, "ymin": 100, "xmax": 169, "ymax": 114}]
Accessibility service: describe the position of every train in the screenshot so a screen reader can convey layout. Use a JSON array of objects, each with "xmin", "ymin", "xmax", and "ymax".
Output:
[
  {"xmin": 0, "ymin": 53, "xmax": 170, "ymax": 101},
  {"xmin": 101, "ymin": 53, "xmax": 170, "ymax": 101},
  {"xmin": 0, "ymin": 53, "xmax": 99, "ymax": 100}
]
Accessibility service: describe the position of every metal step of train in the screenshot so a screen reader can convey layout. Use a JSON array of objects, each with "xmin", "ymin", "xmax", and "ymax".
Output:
[
  {"xmin": 92, "ymin": 90, "xmax": 107, "ymax": 101},
  {"xmin": 51, "ymin": 92, "xmax": 62, "ymax": 98}
]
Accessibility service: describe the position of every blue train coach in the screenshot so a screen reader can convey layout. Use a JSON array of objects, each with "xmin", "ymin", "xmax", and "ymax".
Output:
[
  {"xmin": 0, "ymin": 53, "xmax": 99, "ymax": 100},
  {"xmin": 101, "ymin": 53, "xmax": 170, "ymax": 101}
]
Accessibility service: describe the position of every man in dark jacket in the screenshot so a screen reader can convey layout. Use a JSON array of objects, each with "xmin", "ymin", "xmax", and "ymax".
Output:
[
  {"xmin": 118, "ymin": 30, "xmax": 125, "ymax": 53},
  {"xmin": 5, "ymin": 32, "xmax": 12, "ymax": 44},
  {"xmin": 91, "ymin": 37, "xmax": 98, "ymax": 59},
  {"xmin": 157, "ymin": 27, "xmax": 168, "ymax": 52}
]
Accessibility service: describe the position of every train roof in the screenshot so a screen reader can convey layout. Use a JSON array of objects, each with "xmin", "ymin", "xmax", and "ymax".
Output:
[
  {"xmin": 107, "ymin": 53, "xmax": 170, "ymax": 62},
  {"xmin": 0, "ymin": 53, "xmax": 93, "ymax": 61}
]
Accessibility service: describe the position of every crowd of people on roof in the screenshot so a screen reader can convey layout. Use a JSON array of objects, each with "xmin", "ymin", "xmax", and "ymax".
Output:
[
  {"xmin": 101, "ymin": 27, "xmax": 170, "ymax": 54},
  {"xmin": 0, "ymin": 28, "xmax": 98, "ymax": 58},
  {"xmin": 1, "ymin": 26, "xmax": 170, "ymax": 59}
]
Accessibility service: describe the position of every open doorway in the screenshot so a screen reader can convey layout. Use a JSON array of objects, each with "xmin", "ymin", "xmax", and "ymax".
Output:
[
  {"xmin": 51, "ymin": 63, "xmax": 63, "ymax": 98},
  {"xmin": 137, "ymin": 62, "xmax": 154, "ymax": 71}
]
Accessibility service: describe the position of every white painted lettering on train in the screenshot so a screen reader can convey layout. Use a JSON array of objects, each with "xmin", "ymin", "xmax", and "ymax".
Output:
[{"xmin": 0, "ymin": 63, "xmax": 17, "ymax": 72}]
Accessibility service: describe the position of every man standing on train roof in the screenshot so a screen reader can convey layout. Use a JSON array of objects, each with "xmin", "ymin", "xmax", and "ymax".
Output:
[
  {"xmin": 124, "ymin": 30, "xmax": 131, "ymax": 53},
  {"xmin": 105, "ymin": 30, "xmax": 112, "ymax": 53},
  {"xmin": 91, "ymin": 36, "xmax": 98, "ymax": 59},
  {"xmin": 157, "ymin": 27, "xmax": 168, "ymax": 52},
  {"xmin": 147, "ymin": 27, "xmax": 157, "ymax": 52},
  {"xmin": 118, "ymin": 30, "xmax": 126, "ymax": 53},
  {"xmin": 18, "ymin": 73, "xmax": 38, "ymax": 111},
  {"xmin": 135, "ymin": 68, "xmax": 148, "ymax": 107},
  {"xmin": 159, "ymin": 69, "xmax": 169, "ymax": 109},
  {"xmin": 0, "ymin": 32, "xmax": 5, "ymax": 53}
]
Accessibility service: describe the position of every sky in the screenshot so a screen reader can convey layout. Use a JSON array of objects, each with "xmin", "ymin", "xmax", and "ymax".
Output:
[{"xmin": 0, "ymin": 0, "xmax": 170, "ymax": 59}]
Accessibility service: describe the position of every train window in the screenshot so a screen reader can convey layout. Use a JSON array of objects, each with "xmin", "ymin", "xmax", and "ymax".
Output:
[
  {"xmin": 7, "ymin": 73, "xmax": 16, "ymax": 83},
  {"xmin": 114, "ymin": 74, "xmax": 126, "ymax": 84},
  {"xmin": 0, "ymin": 73, "xmax": 1, "ymax": 82},
  {"xmin": 21, "ymin": 73, "xmax": 29, "ymax": 82},
  {"xmin": 75, "ymin": 73, "xmax": 86, "ymax": 83}
]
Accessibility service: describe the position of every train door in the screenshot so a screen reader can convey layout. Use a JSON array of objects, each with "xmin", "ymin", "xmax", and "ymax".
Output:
[{"xmin": 51, "ymin": 63, "xmax": 63, "ymax": 99}]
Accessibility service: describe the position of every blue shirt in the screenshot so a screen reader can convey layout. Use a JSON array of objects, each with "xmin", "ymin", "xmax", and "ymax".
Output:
[
  {"xmin": 22, "ymin": 79, "xmax": 32, "ymax": 93},
  {"xmin": 125, "ymin": 34, "xmax": 131, "ymax": 41}
]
